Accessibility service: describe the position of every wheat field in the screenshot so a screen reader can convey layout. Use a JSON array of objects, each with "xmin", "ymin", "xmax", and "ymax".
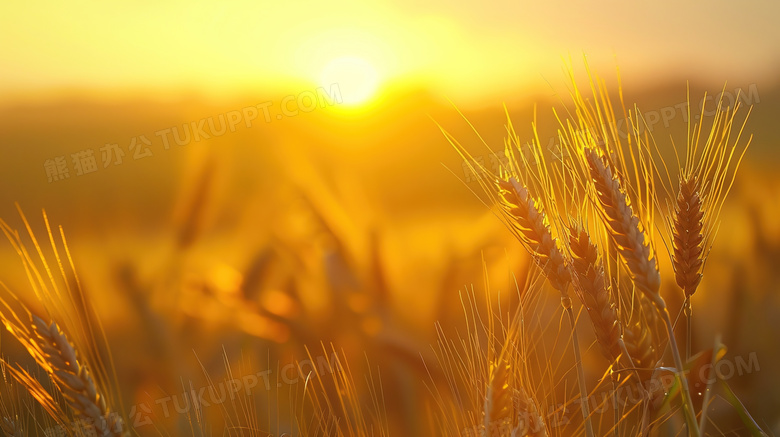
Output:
[
  {"xmin": 3, "ymin": 3, "xmax": 780, "ymax": 433},
  {"xmin": 0, "ymin": 57, "xmax": 777, "ymax": 437}
]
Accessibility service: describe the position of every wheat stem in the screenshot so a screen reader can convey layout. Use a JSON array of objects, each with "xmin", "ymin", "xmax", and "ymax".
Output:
[
  {"xmin": 562, "ymin": 297, "xmax": 595, "ymax": 437},
  {"xmin": 698, "ymin": 335, "xmax": 722, "ymax": 435},
  {"xmin": 658, "ymin": 306, "xmax": 700, "ymax": 437},
  {"xmin": 684, "ymin": 297, "xmax": 692, "ymax": 361},
  {"xmin": 610, "ymin": 373, "xmax": 619, "ymax": 437}
]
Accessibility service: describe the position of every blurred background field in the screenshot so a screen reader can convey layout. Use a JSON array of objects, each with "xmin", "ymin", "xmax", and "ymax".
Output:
[{"xmin": 1, "ymin": 1, "xmax": 780, "ymax": 435}]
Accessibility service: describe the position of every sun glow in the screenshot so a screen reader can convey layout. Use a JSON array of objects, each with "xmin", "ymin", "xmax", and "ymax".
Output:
[{"xmin": 319, "ymin": 56, "xmax": 380, "ymax": 106}]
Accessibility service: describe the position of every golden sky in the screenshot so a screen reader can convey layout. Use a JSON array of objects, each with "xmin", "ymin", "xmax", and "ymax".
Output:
[{"xmin": 2, "ymin": 0, "xmax": 779, "ymax": 103}]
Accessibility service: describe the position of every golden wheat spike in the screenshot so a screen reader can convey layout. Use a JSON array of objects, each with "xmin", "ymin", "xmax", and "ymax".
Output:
[
  {"xmin": 484, "ymin": 354, "xmax": 513, "ymax": 432},
  {"xmin": 672, "ymin": 175, "xmax": 705, "ymax": 298},
  {"xmin": 31, "ymin": 316, "xmax": 126, "ymax": 437},
  {"xmin": 584, "ymin": 148, "xmax": 662, "ymax": 305},
  {"xmin": 497, "ymin": 177, "xmax": 570, "ymax": 293},
  {"xmin": 621, "ymin": 315, "xmax": 659, "ymax": 383},
  {"xmin": 484, "ymin": 342, "xmax": 547, "ymax": 437},
  {"xmin": 567, "ymin": 225, "xmax": 622, "ymax": 363}
]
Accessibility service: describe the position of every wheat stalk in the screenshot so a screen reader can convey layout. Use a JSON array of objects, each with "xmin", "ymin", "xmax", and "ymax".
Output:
[
  {"xmin": 496, "ymin": 177, "xmax": 595, "ymax": 437},
  {"xmin": 567, "ymin": 225, "xmax": 662, "ymax": 435},
  {"xmin": 583, "ymin": 147, "xmax": 700, "ymax": 435},
  {"xmin": 665, "ymin": 91, "xmax": 751, "ymax": 366},
  {"xmin": 672, "ymin": 175, "xmax": 706, "ymax": 362},
  {"xmin": 32, "ymin": 316, "xmax": 126, "ymax": 437}
]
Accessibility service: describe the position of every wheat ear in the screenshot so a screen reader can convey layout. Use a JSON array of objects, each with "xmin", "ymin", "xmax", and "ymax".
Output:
[
  {"xmin": 497, "ymin": 178, "xmax": 570, "ymax": 292},
  {"xmin": 497, "ymin": 177, "xmax": 593, "ymax": 437},
  {"xmin": 32, "ymin": 316, "xmax": 126, "ymax": 437},
  {"xmin": 567, "ymin": 226, "xmax": 622, "ymax": 363},
  {"xmin": 484, "ymin": 353, "xmax": 513, "ymax": 432},
  {"xmin": 484, "ymin": 352, "xmax": 547, "ymax": 437},
  {"xmin": 584, "ymin": 149, "xmax": 662, "ymax": 305},
  {"xmin": 672, "ymin": 175, "xmax": 705, "ymax": 298},
  {"xmin": 621, "ymin": 307, "xmax": 659, "ymax": 384}
]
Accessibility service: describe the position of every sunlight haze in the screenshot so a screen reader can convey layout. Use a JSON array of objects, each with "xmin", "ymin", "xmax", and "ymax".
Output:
[{"xmin": 3, "ymin": 0, "xmax": 779, "ymax": 103}]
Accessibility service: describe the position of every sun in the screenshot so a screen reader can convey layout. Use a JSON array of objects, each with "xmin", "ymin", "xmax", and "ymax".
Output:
[{"xmin": 319, "ymin": 56, "xmax": 380, "ymax": 106}]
